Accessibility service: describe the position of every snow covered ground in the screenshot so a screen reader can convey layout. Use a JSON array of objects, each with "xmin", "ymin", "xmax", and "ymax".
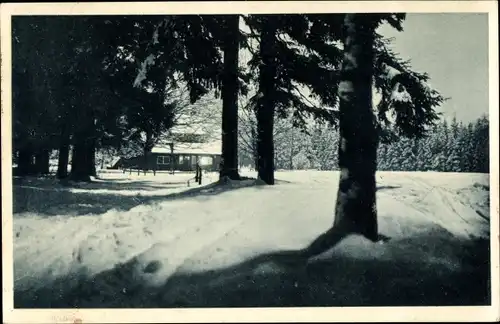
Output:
[{"xmin": 11, "ymin": 170, "xmax": 491, "ymax": 307}]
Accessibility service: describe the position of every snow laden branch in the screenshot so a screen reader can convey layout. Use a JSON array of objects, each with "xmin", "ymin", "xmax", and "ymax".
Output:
[
  {"xmin": 132, "ymin": 18, "xmax": 171, "ymax": 89},
  {"xmin": 373, "ymin": 36, "xmax": 444, "ymax": 140},
  {"xmin": 133, "ymin": 54, "xmax": 156, "ymax": 88}
]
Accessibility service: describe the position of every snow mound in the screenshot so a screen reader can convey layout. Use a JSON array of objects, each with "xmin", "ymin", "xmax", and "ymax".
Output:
[{"xmin": 12, "ymin": 170, "xmax": 491, "ymax": 307}]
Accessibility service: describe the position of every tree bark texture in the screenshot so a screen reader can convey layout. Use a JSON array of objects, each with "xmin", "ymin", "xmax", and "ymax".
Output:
[
  {"xmin": 70, "ymin": 113, "xmax": 94, "ymax": 182},
  {"xmin": 57, "ymin": 125, "xmax": 70, "ymax": 179},
  {"xmin": 302, "ymin": 14, "xmax": 379, "ymax": 257},
  {"xmin": 219, "ymin": 15, "xmax": 241, "ymax": 180},
  {"xmin": 35, "ymin": 149, "xmax": 50, "ymax": 175},
  {"xmin": 333, "ymin": 14, "xmax": 378, "ymax": 241},
  {"xmin": 256, "ymin": 16, "xmax": 277, "ymax": 185},
  {"xmin": 70, "ymin": 137, "xmax": 91, "ymax": 182},
  {"xmin": 17, "ymin": 147, "xmax": 36, "ymax": 176}
]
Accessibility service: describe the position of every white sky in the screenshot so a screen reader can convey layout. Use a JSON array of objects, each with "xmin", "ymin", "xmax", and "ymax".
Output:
[{"xmin": 378, "ymin": 13, "xmax": 489, "ymax": 123}]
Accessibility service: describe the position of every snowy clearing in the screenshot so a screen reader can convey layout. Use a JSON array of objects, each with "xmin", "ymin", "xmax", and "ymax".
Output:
[{"xmin": 12, "ymin": 170, "xmax": 490, "ymax": 307}]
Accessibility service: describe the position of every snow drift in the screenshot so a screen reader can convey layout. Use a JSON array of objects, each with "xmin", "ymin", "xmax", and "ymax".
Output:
[{"xmin": 12, "ymin": 170, "xmax": 490, "ymax": 307}]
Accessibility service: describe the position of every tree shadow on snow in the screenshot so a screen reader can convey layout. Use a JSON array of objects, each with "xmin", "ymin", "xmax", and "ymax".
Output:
[
  {"xmin": 18, "ymin": 180, "xmax": 184, "ymax": 192},
  {"xmin": 13, "ymin": 178, "xmax": 271, "ymax": 217},
  {"xmin": 376, "ymin": 185, "xmax": 402, "ymax": 191},
  {"xmin": 14, "ymin": 235, "xmax": 490, "ymax": 308}
]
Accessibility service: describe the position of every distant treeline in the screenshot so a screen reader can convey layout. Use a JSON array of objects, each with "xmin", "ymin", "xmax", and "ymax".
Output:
[
  {"xmin": 377, "ymin": 116, "xmax": 489, "ymax": 173},
  {"xmin": 242, "ymin": 115, "xmax": 489, "ymax": 173}
]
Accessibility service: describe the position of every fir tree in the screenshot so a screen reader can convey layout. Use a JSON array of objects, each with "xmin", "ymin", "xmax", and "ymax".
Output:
[
  {"xmin": 463, "ymin": 122, "xmax": 476, "ymax": 172},
  {"xmin": 302, "ymin": 14, "xmax": 382, "ymax": 258},
  {"xmin": 473, "ymin": 116, "xmax": 489, "ymax": 173},
  {"xmin": 219, "ymin": 15, "xmax": 242, "ymax": 180},
  {"xmin": 446, "ymin": 119, "xmax": 464, "ymax": 172}
]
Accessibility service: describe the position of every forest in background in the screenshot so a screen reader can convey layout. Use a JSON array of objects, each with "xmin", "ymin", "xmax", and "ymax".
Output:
[
  {"xmin": 28, "ymin": 113, "xmax": 490, "ymax": 175},
  {"xmin": 238, "ymin": 115, "xmax": 490, "ymax": 174}
]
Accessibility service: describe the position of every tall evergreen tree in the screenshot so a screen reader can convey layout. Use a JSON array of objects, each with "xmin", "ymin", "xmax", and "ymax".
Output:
[
  {"xmin": 431, "ymin": 119, "xmax": 450, "ymax": 171},
  {"xmin": 302, "ymin": 14, "xmax": 382, "ymax": 257},
  {"xmin": 309, "ymin": 122, "xmax": 339, "ymax": 170},
  {"xmin": 295, "ymin": 12, "xmax": 446, "ymax": 257},
  {"xmin": 243, "ymin": 13, "xmax": 443, "ymax": 185},
  {"xmin": 219, "ymin": 15, "xmax": 242, "ymax": 180},
  {"xmin": 473, "ymin": 115, "xmax": 489, "ymax": 173},
  {"xmin": 66, "ymin": 17, "xmax": 113, "ymax": 181},
  {"xmin": 463, "ymin": 122, "xmax": 476, "ymax": 172},
  {"xmin": 447, "ymin": 118, "xmax": 463, "ymax": 172},
  {"xmin": 12, "ymin": 17, "xmax": 61, "ymax": 175},
  {"xmin": 254, "ymin": 16, "xmax": 279, "ymax": 184},
  {"xmin": 130, "ymin": 15, "xmax": 252, "ymax": 181}
]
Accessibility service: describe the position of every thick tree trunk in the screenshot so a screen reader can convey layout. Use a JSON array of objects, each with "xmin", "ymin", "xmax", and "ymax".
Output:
[
  {"xmin": 219, "ymin": 15, "xmax": 241, "ymax": 181},
  {"xmin": 57, "ymin": 128, "xmax": 70, "ymax": 179},
  {"xmin": 302, "ymin": 14, "xmax": 380, "ymax": 258},
  {"xmin": 333, "ymin": 15, "xmax": 379, "ymax": 241},
  {"xmin": 17, "ymin": 147, "xmax": 36, "ymax": 176},
  {"xmin": 256, "ymin": 16, "xmax": 277, "ymax": 185},
  {"xmin": 35, "ymin": 149, "xmax": 50, "ymax": 175},
  {"xmin": 70, "ymin": 105, "xmax": 95, "ymax": 182},
  {"xmin": 70, "ymin": 118, "xmax": 94, "ymax": 182},
  {"xmin": 70, "ymin": 140, "xmax": 91, "ymax": 182},
  {"xmin": 70, "ymin": 134, "xmax": 92, "ymax": 182}
]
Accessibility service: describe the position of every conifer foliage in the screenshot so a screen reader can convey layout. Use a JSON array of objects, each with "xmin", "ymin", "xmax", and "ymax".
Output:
[
  {"xmin": 238, "ymin": 115, "xmax": 489, "ymax": 174},
  {"xmin": 12, "ymin": 13, "xmax": 447, "ymax": 183},
  {"xmin": 377, "ymin": 116, "xmax": 489, "ymax": 173}
]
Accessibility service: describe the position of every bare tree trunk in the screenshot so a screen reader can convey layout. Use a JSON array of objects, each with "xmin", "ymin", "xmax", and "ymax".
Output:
[
  {"xmin": 70, "ymin": 117, "xmax": 93, "ymax": 182},
  {"xmin": 70, "ymin": 139, "xmax": 91, "ymax": 182},
  {"xmin": 302, "ymin": 14, "xmax": 380, "ymax": 258},
  {"xmin": 219, "ymin": 15, "xmax": 241, "ymax": 181},
  {"xmin": 35, "ymin": 148, "xmax": 50, "ymax": 175},
  {"xmin": 17, "ymin": 147, "xmax": 36, "ymax": 176},
  {"xmin": 256, "ymin": 16, "xmax": 277, "ymax": 185}
]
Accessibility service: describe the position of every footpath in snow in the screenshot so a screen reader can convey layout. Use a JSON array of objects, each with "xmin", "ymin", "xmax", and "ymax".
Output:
[{"xmin": 11, "ymin": 170, "xmax": 491, "ymax": 307}]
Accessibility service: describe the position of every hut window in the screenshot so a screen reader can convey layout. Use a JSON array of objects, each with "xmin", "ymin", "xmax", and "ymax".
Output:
[
  {"xmin": 199, "ymin": 156, "xmax": 213, "ymax": 166},
  {"xmin": 157, "ymin": 156, "xmax": 170, "ymax": 165}
]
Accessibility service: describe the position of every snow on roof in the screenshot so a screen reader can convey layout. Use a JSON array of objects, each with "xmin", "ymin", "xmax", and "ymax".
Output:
[
  {"xmin": 152, "ymin": 141, "xmax": 221, "ymax": 155},
  {"xmin": 109, "ymin": 157, "xmax": 121, "ymax": 168},
  {"xmin": 169, "ymin": 125, "xmax": 208, "ymax": 136}
]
